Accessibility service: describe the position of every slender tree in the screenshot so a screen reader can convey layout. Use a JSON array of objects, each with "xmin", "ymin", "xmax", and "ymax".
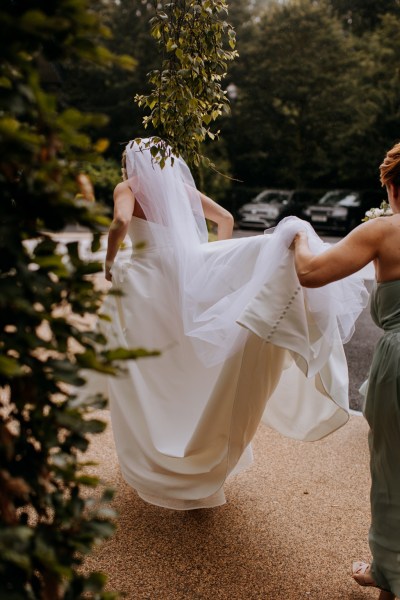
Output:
[{"xmin": 135, "ymin": 0, "xmax": 238, "ymax": 167}]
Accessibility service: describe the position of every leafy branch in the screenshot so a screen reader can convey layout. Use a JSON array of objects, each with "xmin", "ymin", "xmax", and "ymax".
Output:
[{"xmin": 135, "ymin": 0, "xmax": 238, "ymax": 167}]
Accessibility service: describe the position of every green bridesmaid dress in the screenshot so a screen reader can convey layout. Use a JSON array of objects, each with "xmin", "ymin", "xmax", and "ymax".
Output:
[{"xmin": 363, "ymin": 280, "xmax": 400, "ymax": 596}]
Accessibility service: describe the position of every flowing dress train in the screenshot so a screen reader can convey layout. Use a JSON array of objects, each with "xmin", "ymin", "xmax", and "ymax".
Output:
[{"xmin": 97, "ymin": 216, "xmax": 367, "ymax": 510}]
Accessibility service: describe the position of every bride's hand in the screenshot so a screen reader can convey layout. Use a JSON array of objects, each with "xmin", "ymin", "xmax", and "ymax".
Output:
[{"xmin": 105, "ymin": 261, "xmax": 113, "ymax": 281}]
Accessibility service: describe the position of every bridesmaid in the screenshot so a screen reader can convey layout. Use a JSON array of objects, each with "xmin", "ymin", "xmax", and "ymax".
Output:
[{"xmin": 292, "ymin": 141, "xmax": 400, "ymax": 600}]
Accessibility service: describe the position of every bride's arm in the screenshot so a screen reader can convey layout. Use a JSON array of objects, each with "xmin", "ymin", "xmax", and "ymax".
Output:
[
  {"xmin": 199, "ymin": 192, "xmax": 234, "ymax": 240},
  {"xmin": 182, "ymin": 180, "xmax": 233, "ymax": 240},
  {"xmin": 293, "ymin": 220, "xmax": 382, "ymax": 287},
  {"xmin": 105, "ymin": 182, "xmax": 135, "ymax": 281}
]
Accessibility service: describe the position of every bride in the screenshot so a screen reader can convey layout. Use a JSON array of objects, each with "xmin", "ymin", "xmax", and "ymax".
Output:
[{"xmin": 98, "ymin": 137, "xmax": 368, "ymax": 510}]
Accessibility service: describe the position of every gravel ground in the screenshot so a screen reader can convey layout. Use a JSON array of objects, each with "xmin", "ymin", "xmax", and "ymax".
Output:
[{"xmin": 83, "ymin": 414, "xmax": 377, "ymax": 600}]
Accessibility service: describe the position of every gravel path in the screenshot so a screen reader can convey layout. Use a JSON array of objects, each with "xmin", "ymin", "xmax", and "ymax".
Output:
[{"xmin": 84, "ymin": 415, "xmax": 377, "ymax": 600}]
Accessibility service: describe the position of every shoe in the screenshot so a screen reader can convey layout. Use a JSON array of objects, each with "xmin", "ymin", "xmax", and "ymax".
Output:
[{"xmin": 352, "ymin": 561, "xmax": 377, "ymax": 587}]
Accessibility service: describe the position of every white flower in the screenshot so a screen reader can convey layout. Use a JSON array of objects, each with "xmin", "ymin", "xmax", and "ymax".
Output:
[{"xmin": 363, "ymin": 201, "xmax": 393, "ymax": 221}]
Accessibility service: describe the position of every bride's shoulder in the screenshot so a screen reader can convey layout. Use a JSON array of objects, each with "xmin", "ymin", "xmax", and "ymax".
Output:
[
  {"xmin": 113, "ymin": 181, "xmax": 136, "ymax": 207},
  {"xmin": 114, "ymin": 180, "xmax": 130, "ymax": 193},
  {"xmin": 114, "ymin": 180, "xmax": 134, "ymax": 198}
]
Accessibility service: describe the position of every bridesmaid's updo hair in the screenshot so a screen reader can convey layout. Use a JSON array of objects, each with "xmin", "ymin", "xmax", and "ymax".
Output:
[
  {"xmin": 380, "ymin": 142, "xmax": 400, "ymax": 187},
  {"xmin": 121, "ymin": 149, "xmax": 128, "ymax": 181}
]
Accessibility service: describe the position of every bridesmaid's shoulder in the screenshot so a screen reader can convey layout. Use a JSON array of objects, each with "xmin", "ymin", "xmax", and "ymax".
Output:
[
  {"xmin": 355, "ymin": 214, "xmax": 400, "ymax": 246},
  {"xmin": 348, "ymin": 215, "xmax": 392, "ymax": 243},
  {"xmin": 372, "ymin": 213, "xmax": 400, "ymax": 233},
  {"xmin": 360, "ymin": 215, "xmax": 397, "ymax": 230}
]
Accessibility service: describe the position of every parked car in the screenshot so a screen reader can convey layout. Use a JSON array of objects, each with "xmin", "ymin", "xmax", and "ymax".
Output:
[
  {"xmin": 236, "ymin": 189, "xmax": 321, "ymax": 230},
  {"xmin": 303, "ymin": 189, "xmax": 385, "ymax": 234}
]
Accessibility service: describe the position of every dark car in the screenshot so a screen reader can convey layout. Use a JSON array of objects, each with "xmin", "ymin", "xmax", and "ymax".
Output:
[
  {"xmin": 237, "ymin": 189, "xmax": 321, "ymax": 230},
  {"xmin": 303, "ymin": 189, "xmax": 385, "ymax": 234}
]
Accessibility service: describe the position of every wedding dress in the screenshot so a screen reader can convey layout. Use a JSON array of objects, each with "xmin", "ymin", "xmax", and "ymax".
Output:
[{"xmin": 95, "ymin": 138, "xmax": 369, "ymax": 510}]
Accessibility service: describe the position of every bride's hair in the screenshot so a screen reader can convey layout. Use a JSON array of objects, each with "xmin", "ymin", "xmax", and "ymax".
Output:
[
  {"xmin": 380, "ymin": 142, "xmax": 400, "ymax": 187},
  {"xmin": 121, "ymin": 149, "xmax": 128, "ymax": 181}
]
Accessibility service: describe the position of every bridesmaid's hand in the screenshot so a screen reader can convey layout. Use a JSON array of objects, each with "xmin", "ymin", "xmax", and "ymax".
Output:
[{"xmin": 289, "ymin": 231, "xmax": 307, "ymax": 251}]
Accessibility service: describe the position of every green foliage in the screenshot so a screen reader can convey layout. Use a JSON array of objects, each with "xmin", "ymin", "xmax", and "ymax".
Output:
[
  {"xmin": 221, "ymin": 0, "xmax": 399, "ymax": 190},
  {"xmin": 46, "ymin": 0, "xmax": 400, "ymax": 200},
  {"xmin": 135, "ymin": 0, "xmax": 238, "ymax": 167},
  {"xmin": 358, "ymin": 14, "xmax": 400, "ymax": 143},
  {"xmin": 84, "ymin": 159, "xmax": 122, "ymax": 207},
  {"xmin": 327, "ymin": 0, "xmax": 400, "ymax": 31},
  {"xmin": 61, "ymin": 0, "xmax": 149, "ymax": 159},
  {"xmin": 0, "ymin": 1, "xmax": 139, "ymax": 598},
  {"xmin": 226, "ymin": 0, "xmax": 361, "ymax": 186},
  {"xmin": 198, "ymin": 139, "xmax": 233, "ymax": 204}
]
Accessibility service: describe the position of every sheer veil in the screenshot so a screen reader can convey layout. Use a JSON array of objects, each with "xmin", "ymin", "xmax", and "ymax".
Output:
[{"xmin": 120, "ymin": 138, "xmax": 368, "ymax": 368}]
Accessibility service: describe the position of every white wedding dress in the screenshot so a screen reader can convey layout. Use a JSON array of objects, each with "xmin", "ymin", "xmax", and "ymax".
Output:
[{"xmin": 98, "ymin": 214, "xmax": 368, "ymax": 510}]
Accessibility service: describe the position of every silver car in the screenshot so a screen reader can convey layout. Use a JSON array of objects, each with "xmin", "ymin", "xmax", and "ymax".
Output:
[{"xmin": 237, "ymin": 189, "xmax": 319, "ymax": 230}]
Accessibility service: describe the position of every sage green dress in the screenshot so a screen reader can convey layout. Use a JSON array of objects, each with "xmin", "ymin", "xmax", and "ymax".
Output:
[{"xmin": 364, "ymin": 280, "xmax": 400, "ymax": 596}]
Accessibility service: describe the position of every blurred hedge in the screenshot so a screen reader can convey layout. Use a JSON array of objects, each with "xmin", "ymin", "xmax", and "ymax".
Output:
[{"xmin": 0, "ymin": 2, "xmax": 143, "ymax": 599}]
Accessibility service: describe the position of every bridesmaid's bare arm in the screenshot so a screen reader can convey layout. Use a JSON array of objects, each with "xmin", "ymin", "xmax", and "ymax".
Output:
[{"xmin": 293, "ymin": 219, "xmax": 383, "ymax": 287}]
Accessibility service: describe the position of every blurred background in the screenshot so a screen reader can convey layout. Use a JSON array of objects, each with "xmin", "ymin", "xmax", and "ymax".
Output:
[{"xmin": 54, "ymin": 0, "xmax": 400, "ymax": 225}]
